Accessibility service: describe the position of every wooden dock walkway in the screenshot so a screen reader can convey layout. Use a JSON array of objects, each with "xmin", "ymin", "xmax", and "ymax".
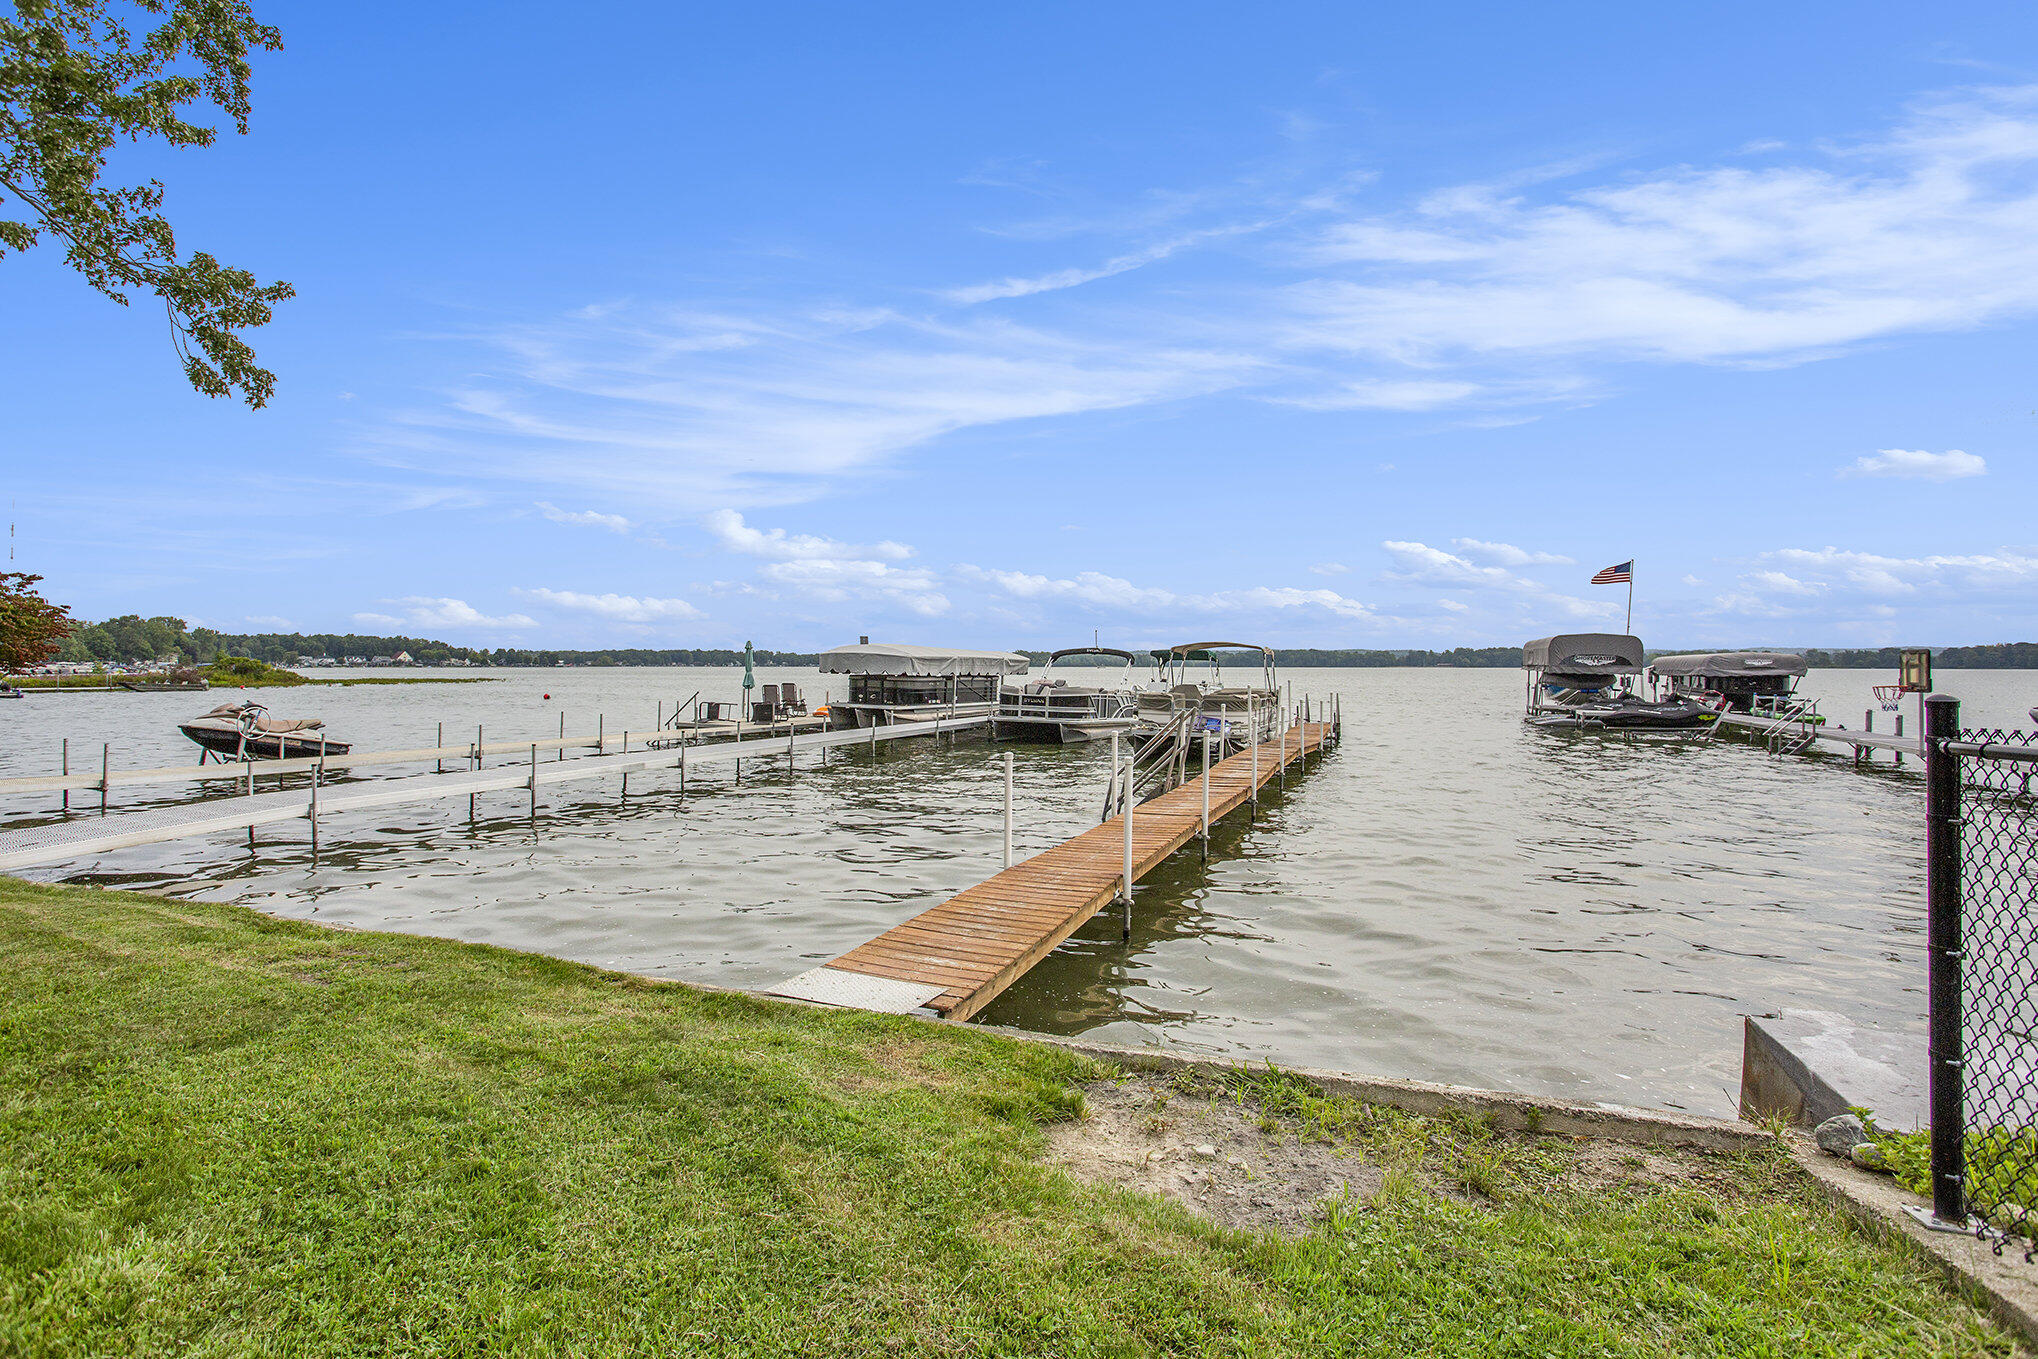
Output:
[{"xmin": 770, "ymin": 719, "xmax": 1338, "ymax": 1020}]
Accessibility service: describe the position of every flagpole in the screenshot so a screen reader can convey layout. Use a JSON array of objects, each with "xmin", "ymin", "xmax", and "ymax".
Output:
[{"xmin": 1626, "ymin": 562, "xmax": 1634, "ymax": 634}]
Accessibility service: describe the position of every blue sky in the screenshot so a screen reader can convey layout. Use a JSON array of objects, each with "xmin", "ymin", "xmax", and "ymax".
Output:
[{"xmin": 6, "ymin": 2, "xmax": 2037, "ymax": 650}]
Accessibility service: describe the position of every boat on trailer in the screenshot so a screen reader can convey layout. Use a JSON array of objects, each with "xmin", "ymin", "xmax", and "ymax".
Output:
[
  {"xmin": 1647, "ymin": 651, "xmax": 1806, "ymax": 713},
  {"xmin": 819, "ymin": 640, "xmax": 1029, "ymax": 729},
  {"xmin": 178, "ymin": 702, "xmax": 350, "ymax": 760},
  {"xmin": 1522, "ymin": 633, "xmax": 1718, "ymax": 730},
  {"xmin": 993, "ymin": 647, "xmax": 1140, "ymax": 743}
]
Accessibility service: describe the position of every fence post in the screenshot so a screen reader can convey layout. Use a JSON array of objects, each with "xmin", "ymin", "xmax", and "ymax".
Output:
[
  {"xmin": 1200, "ymin": 730, "xmax": 1211, "ymax": 862},
  {"xmin": 1119, "ymin": 756, "xmax": 1134, "ymax": 938},
  {"xmin": 1249, "ymin": 694, "xmax": 1259, "ymax": 821},
  {"xmin": 1924, "ymin": 692, "xmax": 1966, "ymax": 1225},
  {"xmin": 1002, "ymin": 751, "xmax": 1014, "ymax": 869}
]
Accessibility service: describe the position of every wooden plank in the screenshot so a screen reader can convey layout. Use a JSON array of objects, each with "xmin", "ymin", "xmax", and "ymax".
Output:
[{"xmin": 801, "ymin": 722, "xmax": 1334, "ymax": 1020}]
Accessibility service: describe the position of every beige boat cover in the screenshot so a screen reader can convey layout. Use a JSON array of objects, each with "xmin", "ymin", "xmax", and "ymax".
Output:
[{"xmin": 254, "ymin": 716, "xmax": 325, "ymax": 733}]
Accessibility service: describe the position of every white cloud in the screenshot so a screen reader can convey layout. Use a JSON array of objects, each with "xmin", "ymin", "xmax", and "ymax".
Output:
[
  {"xmin": 1286, "ymin": 86, "xmax": 2038, "ymax": 391},
  {"xmin": 1838, "ymin": 448, "xmax": 1987, "ymax": 480},
  {"xmin": 1437, "ymin": 599, "xmax": 1469, "ymax": 612},
  {"xmin": 513, "ymin": 587, "xmax": 702, "ymax": 622},
  {"xmin": 368, "ymin": 597, "xmax": 536, "ymax": 631},
  {"xmin": 757, "ymin": 558, "xmax": 950, "ymax": 616},
  {"xmin": 242, "ymin": 614, "xmax": 296, "ymax": 629},
  {"xmin": 703, "ymin": 509, "xmax": 912, "ymax": 561},
  {"xmin": 961, "ymin": 565, "xmax": 1375, "ymax": 621},
  {"xmin": 1381, "ymin": 540, "xmax": 1538, "ymax": 590},
  {"xmin": 1745, "ymin": 570, "xmax": 1825, "ymax": 597},
  {"xmin": 1308, "ymin": 562, "xmax": 1349, "ymax": 575},
  {"xmin": 1450, "ymin": 538, "xmax": 1574, "ymax": 567},
  {"xmin": 537, "ymin": 502, "xmax": 634, "ymax": 533},
  {"xmin": 1763, "ymin": 546, "xmax": 2038, "ymax": 596}
]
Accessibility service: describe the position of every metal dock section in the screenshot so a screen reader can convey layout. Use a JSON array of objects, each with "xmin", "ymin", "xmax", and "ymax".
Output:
[
  {"xmin": 0, "ymin": 716, "xmax": 986, "ymax": 874},
  {"xmin": 771, "ymin": 719, "xmax": 1337, "ymax": 1021}
]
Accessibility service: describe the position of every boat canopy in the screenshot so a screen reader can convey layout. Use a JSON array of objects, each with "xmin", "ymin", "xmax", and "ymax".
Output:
[
  {"xmin": 818, "ymin": 642, "xmax": 1029, "ymax": 677},
  {"xmin": 1152, "ymin": 641, "xmax": 1273, "ymax": 661},
  {"xmin": 1650, "ymin": 651, "xmax": 1807, "ymax": 679},
  {"xmin": 1049, "ymin": 647, "xmax": 1137, "ymax": 664},
  {"xmin": 1522, "ymin": 634, "xmax": 1644, "ymax": 674}
]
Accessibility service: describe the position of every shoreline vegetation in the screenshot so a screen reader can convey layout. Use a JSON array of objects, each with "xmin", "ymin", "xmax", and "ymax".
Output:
[
  {"xmin": 36, "ymin": 614, "xmax": 2038, "ymax": 673},
  {"xmin": 0, "ymin": 879, "xmax": 2012, "ymax": 1355}
]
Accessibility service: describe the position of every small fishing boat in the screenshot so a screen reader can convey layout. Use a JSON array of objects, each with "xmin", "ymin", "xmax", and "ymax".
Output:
[
  {"xmin": 993, "ymin": 647, "xmax": 1140, "ymax": 743},
  {"xmin": 0, "ymin": 683, "xmax": 21, "ymax": 699},
  {"xmin": 178, "ymin": 702, "xmax": 350, "ymax": 760}
]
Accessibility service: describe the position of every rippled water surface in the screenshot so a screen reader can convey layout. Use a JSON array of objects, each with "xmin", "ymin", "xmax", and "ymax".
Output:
[{"xmin": 5, "ymin": 666, "xmax": 2033, "ymax": 1117}]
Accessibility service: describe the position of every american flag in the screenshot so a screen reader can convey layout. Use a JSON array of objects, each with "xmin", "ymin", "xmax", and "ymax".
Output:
[{"xmin": 1591, "ymin": 560, "xmax": 1633, "ymax": 585}]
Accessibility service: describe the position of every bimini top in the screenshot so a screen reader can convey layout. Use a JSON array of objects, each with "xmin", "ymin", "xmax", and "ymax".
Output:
[
  {"xmin": 1650, "ymin": 651, "xmax": 1808, "ymax": 679},
  {"xmin": 1049, "ymin": 646, "xmax": 1137, "ymax": 664},
  {"xmin": 818, "ymin": 642, "xmax": 1029, "ymax": 677},
  {"xmin": 1151, "ymin": 641, "xmax": 1273, "ymax": 661},
  {"xmin": 1522, "ymin": 634, "xmax": 1644, "ymax": 674}
]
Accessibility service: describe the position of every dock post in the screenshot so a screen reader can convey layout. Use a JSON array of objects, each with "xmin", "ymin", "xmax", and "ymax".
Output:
[
  {"xmin": 788, "ymin": 722, "xmax": 795, "ymax": 769},
  {"xmin": 1923, "ymin": 693, "xmax": 1966, "ymax": 1226},
  {"xmin": 309, "ymin": 757, "xmax": 320, "ymax": 862},
  {"xmin": 437, "ymin": 722, "xmax": 443, "ymax": 774},
  {"xmin": 1119, "ymin": 756, "xmax": 1134, "ymax": 939},
  {"xmin": 475, "ymin": 725, "xmax": 483, "ymax": 771},
  {"xmin": 679, "ymin": 742, "xmax": 686, "ymax": 797},
  {"xmin": 529, "ymin": 742, "xmax": 538, "ymax": 822},
  {"xmin": 1248, "ymin": 695, "xmax": 1259, "ymax": 820},
  {"xmin": 735, "ymin": 712, "xmax": 742, "ymax": 786},
  {"xmin": 1895, "ymin": 714, "xmax": 1906, "ymax": 767},
  {"xmin": 1200, "ymin": 733, "xmax": 1210, "ymax": 862},
  {"xmin": 61, "ymin": 738, "xmax": 69, "ymax": 812},
  {"xmin": 1279, "ymin": 714, "xmax": 1287, "ymax": 791},
  {"xmin": 559, "ymin": 712, "xmax": 565, "ymax": 760},
  {"xmin": 598, "ymin": 715, "xmax": 605, "ymax": 755},
  {"xmin": 1002, "ymin": 751, "xmax": 1014, "ymax": 869},
  {"xmin": 1108, "ymin": 732, "xmax": 1121, "ymax": 818},
  {"xmin": 100, "ymin": 743, "xmax": 110, "ymax": 815}
]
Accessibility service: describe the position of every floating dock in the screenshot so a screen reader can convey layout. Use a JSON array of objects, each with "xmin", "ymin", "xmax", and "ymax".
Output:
[
  {"xmin": 0, "ymin": 716, "xmax": 984, "ymax": 874},
  {"xmin": 770, "ymin": 718, "xmax": 1337, "ymax": 1020}
]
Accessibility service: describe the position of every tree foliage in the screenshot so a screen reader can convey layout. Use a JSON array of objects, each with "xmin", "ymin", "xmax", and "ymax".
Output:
[
  {"xmin": 1, "ymin": 0, "xmax": 292, "ymax": 405},
  {"xmin": 0, "ymin": 571, "xmax": 74, "ymax": 670}
]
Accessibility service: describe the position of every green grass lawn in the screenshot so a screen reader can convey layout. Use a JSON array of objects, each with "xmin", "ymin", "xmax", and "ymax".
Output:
[{"xmin": 0, "ymin": 880, "xmax": 2011, "ymax": 1357}]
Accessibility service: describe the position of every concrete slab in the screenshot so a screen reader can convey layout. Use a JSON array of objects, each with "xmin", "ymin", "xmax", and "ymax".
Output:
[
  {"xmin": 1741, "ymin": 1009, "xmax": 1925, "ymax": 1132},
  {"xmin": 767, "ymin": 966, "xmax": 946, "ymax": 1014}
]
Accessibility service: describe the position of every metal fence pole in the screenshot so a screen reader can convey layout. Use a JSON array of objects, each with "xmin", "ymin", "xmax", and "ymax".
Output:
[
  {"xmin": 1200, "ymin": 731, "xmax": 1211, "ymax": 861},
  {"xmin": 1119, "ymin": 756, "xmax": 1134, "ymax": 938},
  {"xmin": 1924, "ymin": 692, "xmax": 1966, "ymax": 1225},
  {"xmin": 1002, "ymin": 751, "xmax": 1014, "ymax": 869},
  {"xmin": 1248, "ymin": 694, "xmax": 1259, "ymax": 820}
]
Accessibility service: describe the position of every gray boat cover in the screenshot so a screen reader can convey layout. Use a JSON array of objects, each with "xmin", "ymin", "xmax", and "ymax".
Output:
[
  {"xmin": 1650, "ymin": 651, "xmax": 1807, "ymax": 679},
  {"xmin": 819, "ymin": 642, "xmax": 1029, "ymax": 676},
  {"xmin": 1522, "ymin": 634, "xmax": 1644, "ymax": 673}
]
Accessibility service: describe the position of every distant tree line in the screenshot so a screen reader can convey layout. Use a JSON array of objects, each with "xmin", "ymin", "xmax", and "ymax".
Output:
[{"xmin": 39, "ymin": 619, "xmax": 2038, "ymax": 671}]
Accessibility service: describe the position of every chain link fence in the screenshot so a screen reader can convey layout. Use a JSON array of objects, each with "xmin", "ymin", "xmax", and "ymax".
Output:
[{"xmin": 1925, "ymin": 697, "xmax": 2038, "ymax": 1256}]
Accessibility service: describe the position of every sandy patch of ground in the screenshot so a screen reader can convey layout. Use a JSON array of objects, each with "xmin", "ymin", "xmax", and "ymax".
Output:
[{"xmin": 1047, "ymin": 1072, "xmax": 1744, "ymax": 1236}]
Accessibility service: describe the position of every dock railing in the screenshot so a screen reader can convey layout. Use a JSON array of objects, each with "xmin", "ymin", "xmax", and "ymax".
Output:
[{"xmin": 1916, "ymin": 693, "xmax": 2038, "ymax": 1256}]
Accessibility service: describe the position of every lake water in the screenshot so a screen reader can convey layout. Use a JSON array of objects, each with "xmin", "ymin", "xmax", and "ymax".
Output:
[{"xmin": 4, "ymin": 666, "xmax": 2033, "ymax": 1118}]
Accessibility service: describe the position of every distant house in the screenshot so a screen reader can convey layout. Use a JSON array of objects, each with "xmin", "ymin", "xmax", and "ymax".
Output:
[
  {"xmin": 392, "ymin": 650, "xmax": 414, "ymax": 665},
  {"xmin": 343, "ymin": 655, "xmax": 369, "ymax": 666}
]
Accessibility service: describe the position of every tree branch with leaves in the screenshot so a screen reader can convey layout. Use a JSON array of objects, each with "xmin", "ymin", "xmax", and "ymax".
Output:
[
  {"xmin": 0, "ymin": 572, "xmax": 74, "ymax": 672},
  {"xmin": 1, "ymin": 0, "xmax": 292, "ymax": 406}
]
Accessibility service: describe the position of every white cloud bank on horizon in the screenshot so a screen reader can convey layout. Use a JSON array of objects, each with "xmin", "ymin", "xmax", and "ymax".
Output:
[
  {"xmin": 355, "ymin": 597, "xmax": 537, "ymax": 631},
  {"xmin": 1838, "ymin": 448, "xmax": 1987, "ymax": 480}
]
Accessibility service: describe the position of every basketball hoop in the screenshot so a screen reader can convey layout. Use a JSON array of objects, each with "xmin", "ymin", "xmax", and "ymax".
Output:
[{"xmin": 1873, "ymin": 684, "xmax": 1904, "ymax": 712}]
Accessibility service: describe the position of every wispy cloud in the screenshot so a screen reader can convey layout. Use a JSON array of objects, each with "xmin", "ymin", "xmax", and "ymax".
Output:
[
  {"xmin": 357, "ymin": 597, "xmax": 536, "ymax": 631},
  {"xmin": 514, "ymin": 587, "xmax": 701, "ymax": 622},
  {"xmin": 1451, "ymin": 538, "xmax": 1575, "ymax": 567},
  {"xmin": 537, "ymin": 502, "xmax": 634, "ymax": 533},
  {"xmin": 960, "ymin": 565, "xmax": 1376, "ymax": 621},
  {"xmin": 1838, "ymin": 448, "xmax": 1987, "ymax": 480},
  {"xmin": 704, "ymin": 509, "xmax": 911, "ymax": 561}
]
